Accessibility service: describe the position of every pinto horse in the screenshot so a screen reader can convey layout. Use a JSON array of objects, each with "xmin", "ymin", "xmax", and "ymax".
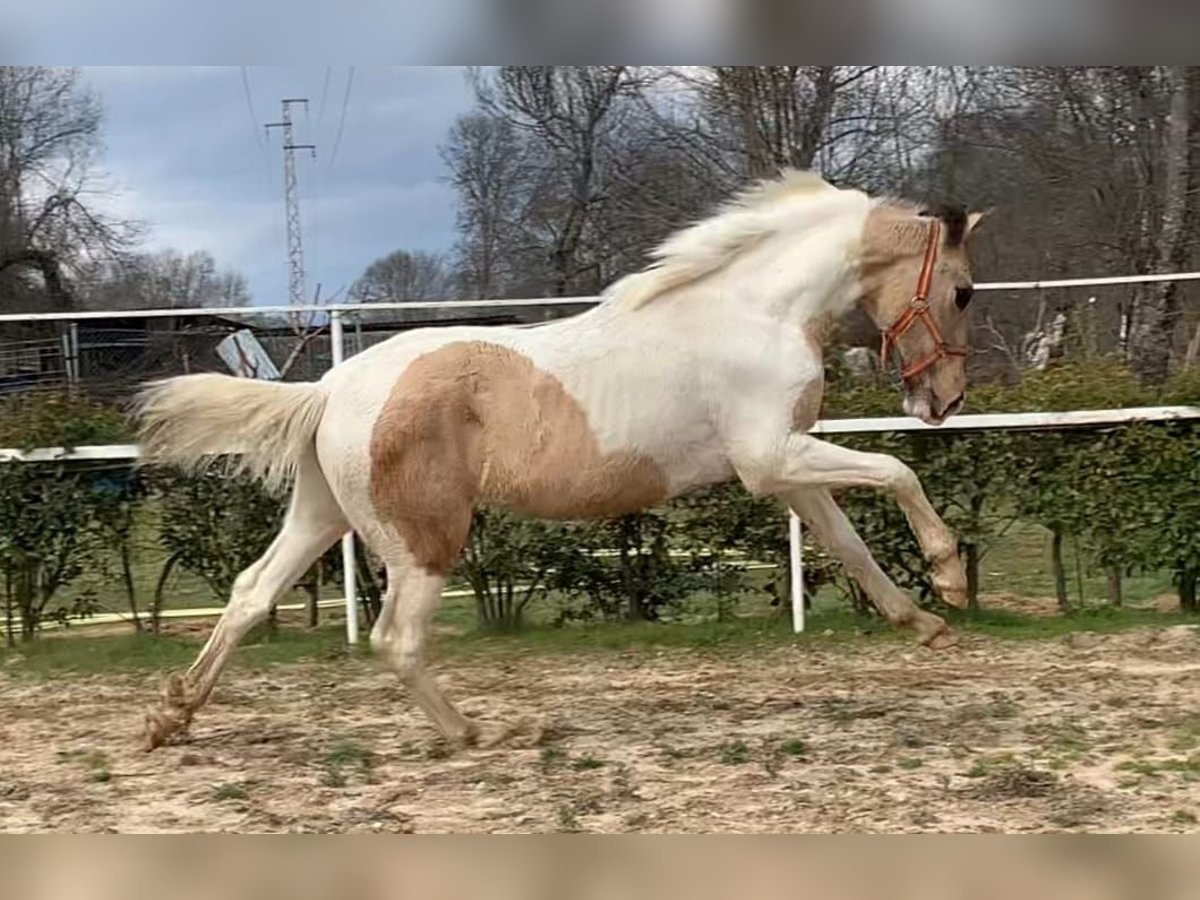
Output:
[{"xmin": 137, "ymin": 170, "xmax": 984, "ymax": 749}]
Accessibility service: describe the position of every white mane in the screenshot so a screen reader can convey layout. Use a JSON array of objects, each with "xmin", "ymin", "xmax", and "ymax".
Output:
[{"xmin": 607, "ymin": 169, "xmax": 847, "ymax": 310}]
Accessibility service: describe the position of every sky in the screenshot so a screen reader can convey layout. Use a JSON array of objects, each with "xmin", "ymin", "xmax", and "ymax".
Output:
[{"xmin": 82, "ymin": 67, "xmax": 476, "ymax": 306}]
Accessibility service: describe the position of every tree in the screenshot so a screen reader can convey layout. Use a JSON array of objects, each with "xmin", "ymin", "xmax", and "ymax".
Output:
[
  {"xmin": 155, "ymin": 471, "xmax": 285, "ymax": 603},
  {"xmin": 0, "ymin": 393, "xmax": 127, "ymax": 642},
  {"xmin": 926, "ymin": 67, "xmax": 1200, "ymax": 381},
  {"xmin": 81, "ymin": 249, "xmax": 251, "ymax": 311},
  {"xmin": 441, "ymin": 114, "xmax": 533, "ymax": 299},
  {"xmin": 1127, "ymin": 67, "xmax": 1191, "ymax": 382},
  {"xmin": 457, "ymin": 508, "xmax": 564, "ymax": 630},
  {"xmin": 0, "ymin": 67, "xmax": 138, "ymax": 311},
  {"xmin": 1121, "ymin": 423, "xmax": 1200, "ymax": 611},
  {"xmin": 470, "ymin": 66, "xmax": 649, "ymax": 296},
  {"xmin": 348, "ymin": 249, "xmax": 450, "ymax": 304}
]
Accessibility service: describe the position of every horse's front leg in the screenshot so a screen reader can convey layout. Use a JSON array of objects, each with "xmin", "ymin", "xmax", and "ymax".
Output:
[
  {"xmin": 789, "ymin": 488, "xmax": 956, "ymax": 648},
  {"xmin": 743, "ymin": 433, "xmax": 968, "ymax": 611}
]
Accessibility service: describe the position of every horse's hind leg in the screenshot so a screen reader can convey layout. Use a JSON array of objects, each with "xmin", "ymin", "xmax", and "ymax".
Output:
[
  {"xmin": 369, "ymin": 546, "xmax": 480, "ymax": 747},
  {"xmin": 144, "ymin": 450, "xmax": 347, "ymax": 750}
]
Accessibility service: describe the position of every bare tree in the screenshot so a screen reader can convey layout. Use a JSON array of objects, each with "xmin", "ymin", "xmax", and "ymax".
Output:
[
  {"xmin": 81, "ymin": 249, "xmax": 250, "ymax": 311},
  {"xmin": 437, "ymin": 65, "xmax": 1200, "ymax": 378},
  {"xmin": 348, "ymin": 249, "xmax": 451, "ymax": 303},
  {"xmin": 472, "ymin": 66, "xmax": 649, "ymax": 296},
  {"xmin": 0, "ymin": 67, "xmax": 138, "ymax": 311},
  {"xmin": 938, "ymin": 67, "xmax": 1200, "ymax": 380},
  {"xmin": 440, "ymin": 113, "xmax": 533, "ymax": 299}
]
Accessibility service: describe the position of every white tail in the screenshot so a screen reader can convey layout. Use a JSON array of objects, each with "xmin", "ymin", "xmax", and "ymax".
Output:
[{"xmin": 135, "ymin": 374, "xmax": 327, "ymax": 491}]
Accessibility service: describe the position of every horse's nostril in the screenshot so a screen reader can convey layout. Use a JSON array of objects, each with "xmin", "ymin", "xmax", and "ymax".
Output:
[{"xmin": 940, "ymin": 394, "xmax": 965, "ymax": 418}]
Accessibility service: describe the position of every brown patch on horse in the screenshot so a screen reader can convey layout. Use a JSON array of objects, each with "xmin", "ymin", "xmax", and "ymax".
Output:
[{"xmin": 369, "ymin": 341, "xmax": 668, "ymax": 574}]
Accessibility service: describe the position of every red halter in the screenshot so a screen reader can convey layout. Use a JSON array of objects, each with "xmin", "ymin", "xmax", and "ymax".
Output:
[{"xmin": 879, "ymin": 220, "xmax": 968, "ymax": 381}]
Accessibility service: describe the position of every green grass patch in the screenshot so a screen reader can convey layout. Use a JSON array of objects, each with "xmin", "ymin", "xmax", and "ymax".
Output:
[
  {"xmin": 0, "ymin": 627, "xmax": 360, "ymax": 679},
  {"xmin": 949, "ymin": 605, "xmax": 1187, "ymax": 640},
  {"xmin": 211, "ymin": 782, "xmax": 248, "ymax": 802},
  {"xmin": 1116, "ymin": 755, "xmax": 1200, "ymax": 780},
  {"xmin": 540, "ymin": 745, "xmax": 566, "ymax": 769},
  {"xmin": 718, "ymin": 740, "xmax": 750, "ymax": 765},
  {"xmin": 1169, "ymin": 715, "xmax": 1200, "ymax": 752},
  {"xmin": 979, "ymin": 520, "xmax": 1175, "ymax": 606},
  {"xmin": 966, "ymin": 753, "xmax": 1017, "ymax": 778},
  {"xmin": 3, "ymin": 603, "xmax": 1197, "ymax": 682},
  {"xmin": 324, "ymin": 739, "xmax": 372, "ymax": 771},
  {"xmin": 780, "ymin": 739, "xmax": 809, "ymax": 758}
]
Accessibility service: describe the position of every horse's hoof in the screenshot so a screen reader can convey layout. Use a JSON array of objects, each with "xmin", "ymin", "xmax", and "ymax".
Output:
[
  {"xmin": 931, "ymin": 560, "xmax": 969, "ymax": 610},
  {"xmin": 143, "ymin": 709, "xmax": 173, "ymax": 751},
  {"xmin": 921, "ymin": 626, "xmax": 959, "ymax": 651},
  {"xmin": 143, "ymin": 706, "xmax": 188, "ymax": 751},
  {"xmin": 473, "ymin": 718, "xmax": 544, "ymax": 749}
]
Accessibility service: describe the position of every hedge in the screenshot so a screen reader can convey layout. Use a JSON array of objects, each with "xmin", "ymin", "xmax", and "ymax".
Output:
[{"xmin": 1, "ymin": 360, "xmax": 1197, "ymax": 639}]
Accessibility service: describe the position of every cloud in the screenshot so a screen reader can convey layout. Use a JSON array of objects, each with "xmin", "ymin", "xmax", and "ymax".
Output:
[{"xmin": 79, "ymin": 66, "xmax": 473, "ymax": 305}]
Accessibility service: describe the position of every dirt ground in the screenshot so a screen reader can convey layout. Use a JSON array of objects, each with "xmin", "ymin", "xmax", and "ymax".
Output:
[{"xmin": 2, "ymin": 626, "xmax": 1200, "ymax": 833}]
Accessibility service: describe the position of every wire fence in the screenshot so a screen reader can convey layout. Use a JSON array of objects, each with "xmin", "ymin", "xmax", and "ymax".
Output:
[{"xmin": 0, "ymin": 300, "xmax": 594, "ymax": 407}]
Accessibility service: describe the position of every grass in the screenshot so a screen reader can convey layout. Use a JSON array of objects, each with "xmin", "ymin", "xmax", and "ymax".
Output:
[
  {"xmin": 324, "ymin": 739, "xmax": 373, "ymax": 771},
  {"xmin": 3, "ymin": 603, "xmax": 1198, "ymax": 681},
  {"xmin": 780, "ymin": 739, "xmax": 809, "ymax": 758},
  {"xmin": 1116, "ymin": 755, "xmax": 1200, "ymax": 780},
  {"xmin": 572, "ymin": 756, "xmax": 606, "ymax": 771},
  {"xmin": 1, "ymin": 626, "xmax": 359, "ymax": 678},
  {"xmin": 1169, "ymin": 715, "xmax": 1200, "ymax": 752},
  {"xmin": 718, "ymin": 740, "xmax": 750, "ymax": 765},
  {"xmin": 320, "ymin": 738, "xmax": 373, "ymax": 788},
  {"xmin": 211, "ymin": 782, "xmax": 248, "ymax": 802},
  {"xmin": 540, "ymin": 746, "xmax": 566, "ymax": 769},
  {"xmin": 977, "ymin": 519, "xmax": 1175, "ymax": 606},
  {"xmin": 965, "ymin": 753, "xmax": 1018, "ymax": 778}
]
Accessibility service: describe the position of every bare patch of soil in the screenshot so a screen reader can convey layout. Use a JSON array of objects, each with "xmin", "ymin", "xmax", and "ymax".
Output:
[{"xmin": 2, "ymin": 627, "xmax": 1199, "ymax": 832}]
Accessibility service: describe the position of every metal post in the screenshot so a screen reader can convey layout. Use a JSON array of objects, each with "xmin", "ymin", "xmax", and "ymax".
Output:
[
  {"xmin": 789, "ymin": 510, "xmax": 805, "ymax": 633},
  {"xmin": 68, "ymin": 322, "xmax": 80, "ymax": 383},
  {"xmin": 329, "ymin": 310, "xmax": 359, "ymax": 644}
]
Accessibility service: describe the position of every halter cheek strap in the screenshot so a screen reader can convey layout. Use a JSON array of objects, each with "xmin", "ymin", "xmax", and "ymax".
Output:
[{"xmin": 879, "ymin": 220, "xmax": 969, "ymax": 381}]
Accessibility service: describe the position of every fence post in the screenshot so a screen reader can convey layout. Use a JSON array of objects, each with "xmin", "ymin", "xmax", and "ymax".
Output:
[
  {"xmin": 329, "ymin": 310, "xmax": 360, "ymax": 645},
  {"xmin": 789, "ymin": 510, "xmax": 805, "ymax": 633}
]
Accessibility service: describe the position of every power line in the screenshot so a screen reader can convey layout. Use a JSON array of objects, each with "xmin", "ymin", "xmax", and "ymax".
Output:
[
  {"xmin": 239, "ymin": 67, "xmax": 264, "ymax": 151},
  {"xmin": 328, "ymin": 66, "xmax": 355, "ymax": 169},
  {"xmin": 316, "ymin": 66, "xmax": 332, "ymax": 131}
]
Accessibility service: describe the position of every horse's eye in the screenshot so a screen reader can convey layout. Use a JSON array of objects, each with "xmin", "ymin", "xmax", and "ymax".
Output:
[{"xmin": 955, "ymin": 285, "xmax": 974, "ymax": 310}]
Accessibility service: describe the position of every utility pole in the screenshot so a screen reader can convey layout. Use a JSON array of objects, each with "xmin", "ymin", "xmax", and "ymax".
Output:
[{"xmin": 265, "ymin": 98, "xmax": 316, "ymax": 323}]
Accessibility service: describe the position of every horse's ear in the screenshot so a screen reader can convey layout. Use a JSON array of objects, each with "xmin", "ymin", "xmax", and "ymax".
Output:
[
  {"xmin": 918, "ymin": 202, "xmax": 967, "ymax": 246},
  {"xmin": 966, "ymin": 209, "xmax": 990, "ymax": 236}
]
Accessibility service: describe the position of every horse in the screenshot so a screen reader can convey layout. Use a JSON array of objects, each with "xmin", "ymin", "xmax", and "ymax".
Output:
[{"xmin": 136, "ymin": 170, "xmax": 985, "ymax": 750}]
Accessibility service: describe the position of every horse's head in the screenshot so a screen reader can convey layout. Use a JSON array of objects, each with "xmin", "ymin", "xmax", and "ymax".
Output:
[{"xmin": 860, "ymin": 202, "xmax": 985, "ymax": 426}]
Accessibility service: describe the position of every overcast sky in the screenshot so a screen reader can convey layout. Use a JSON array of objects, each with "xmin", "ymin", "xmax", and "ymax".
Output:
[{"xmin": 82, "ymin": 67, "xmax": 475, "ymax": 306}]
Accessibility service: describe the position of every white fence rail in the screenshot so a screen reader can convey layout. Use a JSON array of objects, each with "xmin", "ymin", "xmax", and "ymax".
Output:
[{"xmin": 3, "ymin": 271, "xmax": 1200, "ymax": 640}]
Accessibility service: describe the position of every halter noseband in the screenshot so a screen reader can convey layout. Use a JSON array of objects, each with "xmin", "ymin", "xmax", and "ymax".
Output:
[{"xmin": 879, "ymin": 220, "xmax": 968, "ymax": 381}]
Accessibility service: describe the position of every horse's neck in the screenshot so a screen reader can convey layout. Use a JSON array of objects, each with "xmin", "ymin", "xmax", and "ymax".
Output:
[{"xmin": 702, "ymin": 228, "xmax": 864, "ymax": 336}]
